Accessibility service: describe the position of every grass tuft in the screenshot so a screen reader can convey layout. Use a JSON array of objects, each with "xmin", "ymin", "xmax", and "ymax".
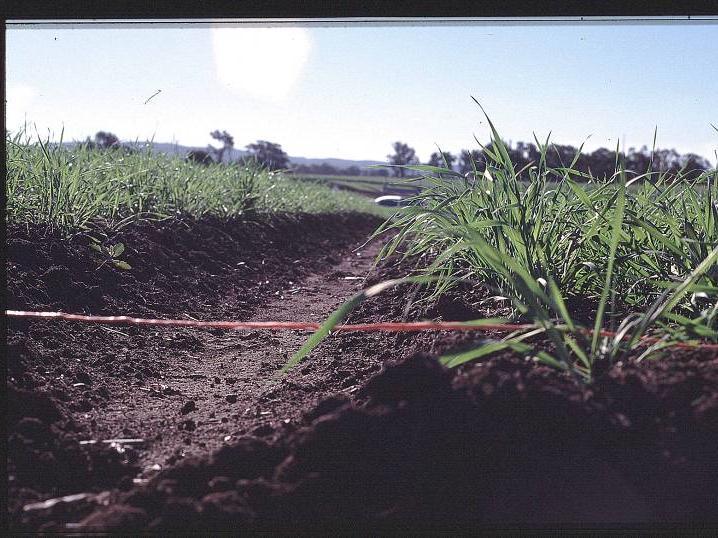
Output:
[{"xmin": 286, "ymin": 105, "xmax": 718, "ymax": 380}]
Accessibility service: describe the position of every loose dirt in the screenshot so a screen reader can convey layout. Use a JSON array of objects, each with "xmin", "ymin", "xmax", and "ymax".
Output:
[
  {"xmin": 6, "ymin": 212, "xmax": 718, "ymax": 532},
  {"xmin": 78, "ymin": 226, "xmax": 390, "ymax": 474},
  {"xmin": 7, "ymin": 212, "xmax": 393, "ymax": 529}
]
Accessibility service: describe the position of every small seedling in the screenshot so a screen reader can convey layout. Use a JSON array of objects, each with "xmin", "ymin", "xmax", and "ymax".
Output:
[{"xmin": 89, "ymin": 238, "xmax": 132, "ymax": 270}]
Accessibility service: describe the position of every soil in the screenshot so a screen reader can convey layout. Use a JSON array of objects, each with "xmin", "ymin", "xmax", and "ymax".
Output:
[{"xmin": 6, "ymin": 212, "xmax": 718, "ymax": 532}]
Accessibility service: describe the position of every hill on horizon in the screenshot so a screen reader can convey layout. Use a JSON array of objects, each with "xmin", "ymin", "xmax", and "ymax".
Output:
[{"xmin": 60, "ymin": 140, "xmax": 387, "ymax": 171}]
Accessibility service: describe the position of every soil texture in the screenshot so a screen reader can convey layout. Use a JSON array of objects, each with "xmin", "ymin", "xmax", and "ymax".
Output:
[{"xmin": 6, "ymin": 212, "xmax": 718, "ymax": 532}]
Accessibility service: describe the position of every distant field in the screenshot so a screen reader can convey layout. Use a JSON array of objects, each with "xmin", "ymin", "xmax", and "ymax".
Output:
[
  {"xmin": 292, "ymin": 173, "xmax": 428, "ymax": 197},
  {"xmin": 290, "ymin": 171, "xmax": 639, "ymax": 196}
]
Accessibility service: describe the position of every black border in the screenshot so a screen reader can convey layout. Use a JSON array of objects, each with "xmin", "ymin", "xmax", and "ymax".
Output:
[
  {"xmin": 4, "ymin": 1, "xmax": 718, "ymax": 21},
  {"xmin": 1, "ymin": 21, "xmax": 8, "ymax": 531}
]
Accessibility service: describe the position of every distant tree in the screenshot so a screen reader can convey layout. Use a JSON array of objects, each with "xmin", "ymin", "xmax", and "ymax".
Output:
[
  {"xmin": 544, "ymin": 143, "xmax": 580, "ymax": 171},
  {"xmin": 245, "ymin": 140, "xmax": 290, "ymax": 170},
  {"xmin": 458, "ymin": 149, "xmax": 484, "ymax": 176},
  {"xmin": 679, "ymin": 152, "xmax": 712, "ymax": 180},
  {"xmin": 541, "ymin": 143, "xmax": 585, "ymax": 181},
  {"xmin": 81, "ymin": 131, "xmax": 128, "ymax": 152},
  {"xmin": 586, "ymin": 147, "xmax": 617, "ymax": 180},
  {"xmin": 94, "ymin": 131, "xmax": 121, "ymax": 149},
  {"xmin": 625, "ymin": 146, "xmax": 652, "ymax": 177},
  {"xmin": 514, "ymin": 141, "xmax": 540, "ymax": 163},
  {"xmin": 446, "ymin": 139, "xmax": 713, "ymax": 184},
  {"xmin": 346, "ymin": 165, "xmax": 361, "ymax": 176},
  {"xmin": 652, "ymin": 148, "xmax": 682, "ymax": 175},
  {"xmin": 387, "ymin": 142, "xmax": 419, "ymax": 178},
  {"xmin": 509, "ymin": 141, "xmax": 542, "ymax": 179},
  {"xmin": 209, "ymin": 130, "xmax": 234, "ymax": 164},
  {"xmin": 427, "ymin": 151, "xmax": 457, "ymax": 170},
  {"xmin": 82, "ymin": 131, "xmax": 120, "ymax": 150},
  {"xmin": 186, "ymin": 149, "xmax": 214, "ymax": 166},
  {"xmin": 427, "ymin": 152, "xmax": 442, "ymax": 167}
]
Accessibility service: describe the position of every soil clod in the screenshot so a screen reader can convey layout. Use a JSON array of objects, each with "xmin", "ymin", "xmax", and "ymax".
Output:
[{"xmin": 180, "ymin": 401, "xmax": 197, "ymax": 415}]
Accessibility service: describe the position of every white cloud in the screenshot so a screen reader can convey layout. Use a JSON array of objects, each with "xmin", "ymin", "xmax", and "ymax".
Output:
[{"xmin": 211, "ymin": 26, "xmax": 311, "ymax": 102}]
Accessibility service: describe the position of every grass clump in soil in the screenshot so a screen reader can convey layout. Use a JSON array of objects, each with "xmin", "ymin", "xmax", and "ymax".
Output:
[
  {"xmin": 5, "ymin": 128, "xmax": 388, "ymax": 235},
  {"xmin": 288, "ymin": 103, "xmax": 718, "ymax": 381}
]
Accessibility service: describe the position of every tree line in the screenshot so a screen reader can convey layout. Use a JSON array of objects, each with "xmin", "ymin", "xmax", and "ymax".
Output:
[
  {"xmin": 388, "ymin": 140, "xmax": 714, "ymax": 181},
  {"xmin": 81, "ymin": 130, "xmax": 294, "ymax": 171},
  {"xmin": 81, "ymin": 130, "xmax": 714, "ymax": 181},
  {"xmin": 187, "ymin": 131, "xmax": 388, "ymax": 176},
  {"xmin": 82, "ymin": 129, "xmax": 392, "ymax": 176},
  {"xmin": 186, "ymin": 130, "xmax": 292, "ymax": 171}
]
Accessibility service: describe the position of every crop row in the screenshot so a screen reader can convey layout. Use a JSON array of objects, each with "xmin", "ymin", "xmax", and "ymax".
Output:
[
  {"xmin": 288, "ymin": 108, "xmax": 718, "ymax": 381},
  {"xmin": 5, "ymin": 129, "xmax": 386, "ymax": 234}
]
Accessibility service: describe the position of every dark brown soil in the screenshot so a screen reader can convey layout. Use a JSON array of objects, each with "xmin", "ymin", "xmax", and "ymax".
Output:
[
  {"xmin": 5, "ymin": 212, "xmax": 718, "ymax": 532},
  {"xmin": 6, "ymin": 212, "xmax": 390, "ymax": 530}
]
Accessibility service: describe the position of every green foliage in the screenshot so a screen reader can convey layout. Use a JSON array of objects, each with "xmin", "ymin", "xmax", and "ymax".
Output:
[
  {"xmin": 427, "ymin": 151, "xmax": 457, "ymax": 170},
  {"xmin": 387, "ymin": 142, "xmax": 419, "ymax": 178},
  {"xmin": 209, "ymin": 129, "xmax": 234, "ymax": 164},
  {"xmin": 5, "ymin": 128, "xmax": 385, "ymax": 234},
  {"xmin": 286, "ymin": 106, "xmax": 718, "ymax": 381},
  {"xmin": 369, "ymin": 105, "xmax": 718, "ymax": 378},
  {"xmin": 244, "ymin": 140, "xmax": 290, "ymax": 170},
  {"xmin": 89, "ymin": 239, "xmax": 132, "ymax": 270}
]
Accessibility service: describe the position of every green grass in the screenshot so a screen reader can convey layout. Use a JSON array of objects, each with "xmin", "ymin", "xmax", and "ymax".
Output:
[
  {"xmin": 6, "ymin": 129, "xmax": 388, "ymax": 234},
  {"xmin": 285, "ymin": 105, "xmax": 718, "ymax": 381}
]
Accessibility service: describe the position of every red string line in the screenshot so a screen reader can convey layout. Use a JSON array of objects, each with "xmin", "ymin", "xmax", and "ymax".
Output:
[{"xmin": 5, "ymin": 309, "xmax": 718, "ymax": 351}]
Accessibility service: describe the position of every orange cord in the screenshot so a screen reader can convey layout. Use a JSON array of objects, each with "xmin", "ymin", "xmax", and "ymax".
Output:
[{"xmin": 6, "ymin": 309, "xmax": 718, "ymax": 352}]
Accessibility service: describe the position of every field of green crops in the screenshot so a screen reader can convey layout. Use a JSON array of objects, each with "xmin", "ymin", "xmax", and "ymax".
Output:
[
  {"xmin": 288, "ymin": 112, "xmax": 718, "ymax": 382},
  {"xmin": 5, "ymin": 131, "xmax": 389, "ymax": 234}
]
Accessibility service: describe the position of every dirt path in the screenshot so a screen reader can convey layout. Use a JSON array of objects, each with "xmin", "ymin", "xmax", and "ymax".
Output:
[{"xmin": 76, "ymin": 235, "xmax": 387, "ymax": 483}]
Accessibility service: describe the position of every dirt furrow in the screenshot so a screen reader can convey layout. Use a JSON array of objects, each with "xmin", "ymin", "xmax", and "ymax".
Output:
[
  {"xmin": 90, "ymin": 238, "xmax": 386, "ymax": 480},
  {"xmin": 7, "ymin": 213, "xmax": 392, "ymax": 529}
]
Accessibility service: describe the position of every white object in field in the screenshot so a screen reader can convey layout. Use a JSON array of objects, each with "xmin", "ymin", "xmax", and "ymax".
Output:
[{"xmin": 374, "ymin": 195, "xmax": 405, "ymax": 207}]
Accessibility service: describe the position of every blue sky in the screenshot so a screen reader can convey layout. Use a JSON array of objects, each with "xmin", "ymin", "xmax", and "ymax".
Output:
[{"xmin": 6, "ymin": 21, "xmax": 718, "ymax": 163}]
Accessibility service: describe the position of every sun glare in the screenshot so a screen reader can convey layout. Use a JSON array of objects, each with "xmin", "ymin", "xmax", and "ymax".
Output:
[{"xmin": 211, "ymin": 26, "xmax": 312, "ymax": 102}]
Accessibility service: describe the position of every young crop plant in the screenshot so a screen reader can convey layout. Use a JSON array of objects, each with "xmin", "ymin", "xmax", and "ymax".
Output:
[{"xmin": 284, "ymin": 103, "xmax": 718, "ymax": 381}]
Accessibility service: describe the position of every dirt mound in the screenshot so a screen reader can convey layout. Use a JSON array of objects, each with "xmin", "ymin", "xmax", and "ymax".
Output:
[
  {"xmin": 6, "ymin": 383, "xmax": 139, "ymax": 530},
  {"xmin": 7, "ymin": 212, "xmax": 383, "ymax": 392},
  {"xmin": 74, "ymin": 348, "xmax": 718, "ymax": 532},
  {"xmin": 7, "ymin": 212, "xmax": 381, "ymax": 318}
]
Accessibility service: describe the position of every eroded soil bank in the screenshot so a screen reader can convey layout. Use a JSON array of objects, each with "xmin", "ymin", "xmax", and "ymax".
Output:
[{"xmin": 6, "ymin": 212, "xmax": 718, "ymax": 532}]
